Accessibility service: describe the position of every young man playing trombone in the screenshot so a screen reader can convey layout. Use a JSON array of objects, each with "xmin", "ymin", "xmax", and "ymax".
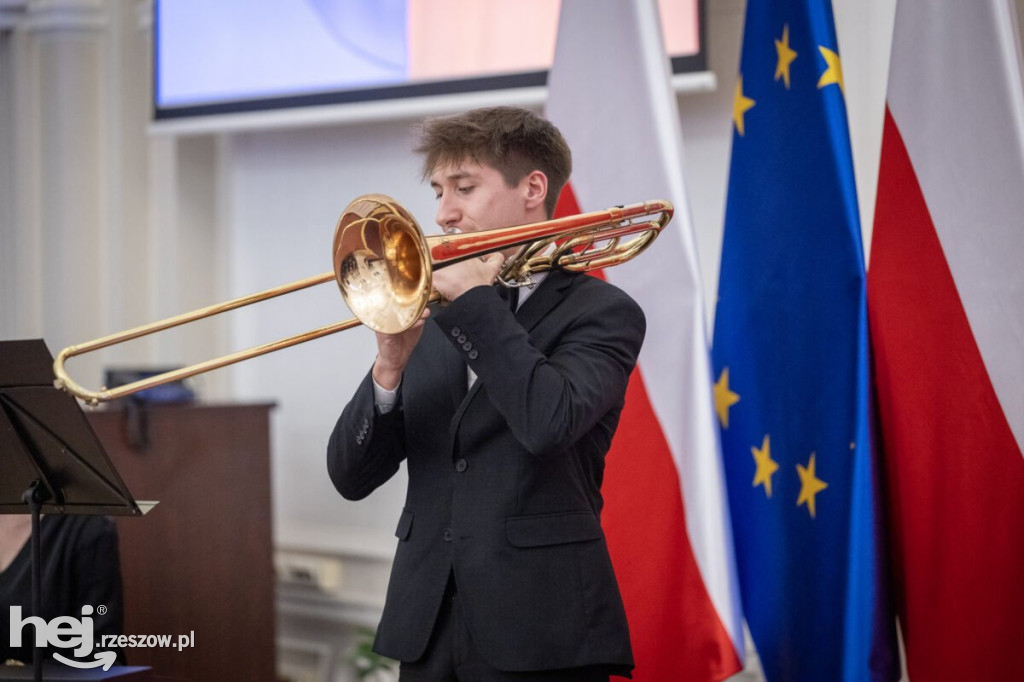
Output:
[{"xmin": 328, "ymin": 106, "xmax": 644, "ymax": 681}]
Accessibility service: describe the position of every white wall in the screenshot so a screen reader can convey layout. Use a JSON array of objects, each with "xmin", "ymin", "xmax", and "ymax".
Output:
[{"xmin": 224, "ymin": 121, "xmax": 430, "ymax": 542}]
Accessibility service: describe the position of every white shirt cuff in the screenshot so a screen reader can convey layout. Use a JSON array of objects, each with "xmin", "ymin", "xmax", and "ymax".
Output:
[{"xmin": 372, "ymin": 376, "xmax": 399, "ymax": 414}]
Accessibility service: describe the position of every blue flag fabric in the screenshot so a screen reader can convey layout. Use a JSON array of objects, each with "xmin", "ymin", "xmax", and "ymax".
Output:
[{"xmin": 711, "ymin": 2, "xmax": 898, "ymax": 680}]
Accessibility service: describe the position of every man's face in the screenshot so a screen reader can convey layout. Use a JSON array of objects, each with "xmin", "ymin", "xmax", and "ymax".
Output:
[{"xmin": 429, "ymin": 160, "xmax": 531, "ymax": 237}]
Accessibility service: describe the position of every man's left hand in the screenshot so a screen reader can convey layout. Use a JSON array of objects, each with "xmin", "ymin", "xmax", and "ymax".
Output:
[{"xmin": 432, "ymin": 252, "xmax": 504, "ymax": 301}]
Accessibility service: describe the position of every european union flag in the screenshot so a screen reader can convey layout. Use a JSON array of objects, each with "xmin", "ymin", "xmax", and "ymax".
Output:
[{"xmin": 711, "ymin": 2, "xmax": 898, "ymax": 680}]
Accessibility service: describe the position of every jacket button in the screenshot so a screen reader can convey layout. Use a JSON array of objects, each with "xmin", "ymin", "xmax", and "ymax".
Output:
[
  {"xmin": 457, "ymin": 334, "xmax": 467, "ymax": 344},
  {"xmin": 468, "ymin": 350, "xmax": 479, "ymax": 360},
  {"xmin": 443, "ymin": 528, "xmax": 453, "ymax": 542},
  {"xmin": 462, "ymin": 341, "xmax": 473, "ymax": 351},
  {"xmin": 455, "ymin": 458, "xmax": 468, "ymax": 472},
  {"xmin": 451, "ymin": 327, "xmax": 461, "ymax": 337}
]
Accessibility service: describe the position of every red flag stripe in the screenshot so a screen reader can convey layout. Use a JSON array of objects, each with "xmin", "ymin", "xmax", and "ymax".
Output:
[
  {"xmin": 603, "ymin": 368, "xmax": 743, "ymax": 681},
  {"xmin": 869, "ymin": 107, "xmax": 1024, "ymax": 681}
]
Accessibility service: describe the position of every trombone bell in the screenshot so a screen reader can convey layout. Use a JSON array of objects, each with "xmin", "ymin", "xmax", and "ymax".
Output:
[{"xmin": 333, "ymin": 195, "xmax": 432, "ymax": 335}]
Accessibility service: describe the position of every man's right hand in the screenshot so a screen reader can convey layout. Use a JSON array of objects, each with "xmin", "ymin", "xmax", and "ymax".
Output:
[{"xmin": 371, "ymin": 308, "xmax": 431, "ymax": 390}]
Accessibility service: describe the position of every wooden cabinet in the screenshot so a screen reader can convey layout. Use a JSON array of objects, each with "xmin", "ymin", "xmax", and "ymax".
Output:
[{"xmin": 88, "ymin": 404, "xmax": 276, "ymax": 682}]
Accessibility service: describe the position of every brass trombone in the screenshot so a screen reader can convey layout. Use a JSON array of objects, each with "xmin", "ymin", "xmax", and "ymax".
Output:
[{"xmin": 54, "ymin": 194, "xmax": 673, "ymax": 405}]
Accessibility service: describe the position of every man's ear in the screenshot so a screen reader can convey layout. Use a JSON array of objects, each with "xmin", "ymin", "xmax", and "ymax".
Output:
[{"xmin": 522, "ymin": 170, "xmax": 548, "ymax": 212}]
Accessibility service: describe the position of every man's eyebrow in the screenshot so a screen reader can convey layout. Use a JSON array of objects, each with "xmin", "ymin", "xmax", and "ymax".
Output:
[{"xmin": 433, "ymin": 170, "xmax": 476, "ymax": 185}]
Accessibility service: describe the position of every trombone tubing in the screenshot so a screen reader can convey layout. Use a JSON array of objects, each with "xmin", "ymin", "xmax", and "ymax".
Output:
[
  {"xmin": 427, "ymin": 200, "xmax": 672, "ymax": 266},
  {"xmin": 53, "ymin": 271, "xmax": 346, "ymax": 405}
]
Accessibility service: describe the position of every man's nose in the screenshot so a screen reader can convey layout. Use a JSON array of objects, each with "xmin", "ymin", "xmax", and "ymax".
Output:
[{"xmin": 435, "ymin": 194, "xmax": 460, "ymax": 230}]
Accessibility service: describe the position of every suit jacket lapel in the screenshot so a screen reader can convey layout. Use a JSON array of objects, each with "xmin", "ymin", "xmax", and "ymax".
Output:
[{"xmin": 516, "ymin": 269, "xmax": 578, "ymax": 334}]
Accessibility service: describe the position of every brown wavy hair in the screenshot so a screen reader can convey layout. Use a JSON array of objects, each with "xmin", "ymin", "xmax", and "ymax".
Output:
[{"xmin": 413, "ymin": 106, "xmax": 572, "ymax": 218}]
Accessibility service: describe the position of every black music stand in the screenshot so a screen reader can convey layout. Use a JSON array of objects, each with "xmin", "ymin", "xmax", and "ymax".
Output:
[{"xmin": 0, "ymin": 340, "xmax": 156, "ymax": 682}]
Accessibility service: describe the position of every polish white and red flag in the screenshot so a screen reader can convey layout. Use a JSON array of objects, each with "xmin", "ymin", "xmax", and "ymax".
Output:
[
  {"xmin": 546, "ymin": 1, "xmax": 743, "ymax": 679},
  {"xmin": 868, "ymin": 1, "xmax": 1024, "ymax": 679}
]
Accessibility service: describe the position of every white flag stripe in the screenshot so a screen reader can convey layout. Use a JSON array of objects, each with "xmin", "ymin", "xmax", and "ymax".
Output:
[
  {"xmin": 886, "ymin": 0, "xmax": 1024, "ymax": 453},
  {"xmin": 546, "ymin": 0, "xmax": 743, "ymax": 655}
]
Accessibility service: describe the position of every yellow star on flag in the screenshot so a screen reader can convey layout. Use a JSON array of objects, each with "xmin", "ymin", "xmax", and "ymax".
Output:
[
  {"xmin": 774, "ymin": 25, "xmax": 798, "ymax": 89},
  {"xmin": 796, "ymin": 452, "xmax": 828, "ymax": 518},
  {"xmin": 714, "ymin": 368, "xmax": 741, "ymax": 428},
  {"xmin": 732, "ymin": 75, "xmax": 756, "ymax": 136},
  {"xmin": 751, "ymin": 435, "xmax": 779, "ymax": 498},
  {"xmin": 817, "ymin": 46, "xmax": 844, "ymax": 94}
]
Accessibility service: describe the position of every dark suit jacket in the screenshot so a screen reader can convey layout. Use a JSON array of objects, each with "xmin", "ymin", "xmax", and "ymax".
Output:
[{"xmin": 327, "ymin": 269, "xmax": 644, "ymax": 673}]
